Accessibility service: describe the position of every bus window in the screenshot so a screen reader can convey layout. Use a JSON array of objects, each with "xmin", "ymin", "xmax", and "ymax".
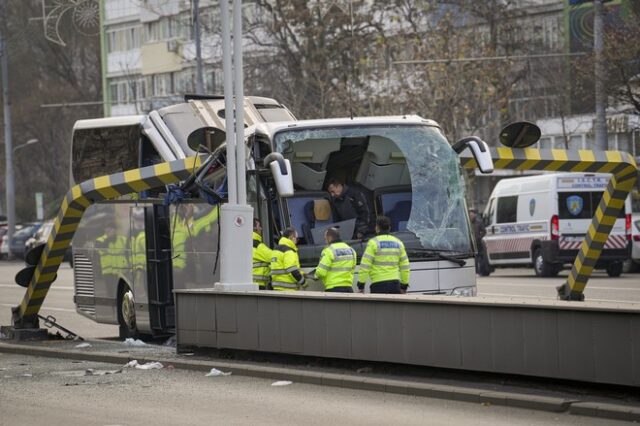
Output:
[{"xmin": 72, "ymin": 125, "xmax": 140, "ymax": 183}]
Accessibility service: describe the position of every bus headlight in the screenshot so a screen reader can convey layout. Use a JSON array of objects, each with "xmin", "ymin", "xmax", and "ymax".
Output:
[{"xmin": 451, "ymin": 286, "xmax": 476, "ymax": 297}]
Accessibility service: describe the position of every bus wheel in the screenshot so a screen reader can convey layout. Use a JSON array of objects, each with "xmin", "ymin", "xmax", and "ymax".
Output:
[
  {"xmin": 533, "ymin": 248, "xmax": 557, "ymax": 277},
  {"xmin": 606, "ymin": 262, "xmax": 623, "ymax": 278},
  {"xmin": 118, "ymin": 285, "xmax": 138, "ymax": 338}
]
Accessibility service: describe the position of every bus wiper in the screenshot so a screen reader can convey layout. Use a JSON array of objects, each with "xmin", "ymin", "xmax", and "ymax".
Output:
[{"xmin": 406, "ymin": 249, "xmax": 467, "ymax": 267}]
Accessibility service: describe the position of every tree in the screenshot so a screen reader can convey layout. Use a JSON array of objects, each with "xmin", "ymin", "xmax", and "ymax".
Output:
[{"xmin": 1, "ymin": 0, "xmax": 101, "ymax": 221}]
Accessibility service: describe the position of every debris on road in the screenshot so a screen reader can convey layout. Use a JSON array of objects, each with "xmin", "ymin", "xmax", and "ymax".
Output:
[
  {"xmin": 123, "ymin": 360, "xmax": 163, "ymax": 370},
  {"xmin": 163, "ymin": 336, "xmax": 177, "ymax": 347},
  {"xmin": 84, "ymin": 368, "xmax": 122, "ymax": 376},
  {"xmin": 356, "ymin": 367, "xmax": 373, "ymax": 374},
  {"xmin": 75, "ymin": 342, "xmax": 92, "ymax": 349},
  {"xmin": 123, "ymin": 338, "xmax": 146, "ymax": 347},
  {"xmin": 271, "ymin": 380, "xmax": 292, "ymax": 387},
  {"xmin": 205, "ymin": 368, "xmax": 232, "ymax": 377},
  {"xmin": 22, "ymin": 373, "xmax": 32, "ymax": 377}
]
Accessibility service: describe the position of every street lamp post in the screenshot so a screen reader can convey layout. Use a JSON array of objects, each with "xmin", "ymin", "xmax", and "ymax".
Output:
[{"xmin": 4, "ymin": 138, "xmax": 40, "ymax": 259}]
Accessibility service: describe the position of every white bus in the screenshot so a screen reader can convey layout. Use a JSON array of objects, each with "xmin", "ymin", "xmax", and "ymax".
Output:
[{"xmin": 70, "ymin": 97, "xmax": 492, "ymax": 337}]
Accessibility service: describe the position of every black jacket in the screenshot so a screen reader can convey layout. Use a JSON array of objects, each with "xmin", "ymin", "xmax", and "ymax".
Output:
[{"xmin": 331, "ymin": 185, "xmax": 371, "ymax": 237}]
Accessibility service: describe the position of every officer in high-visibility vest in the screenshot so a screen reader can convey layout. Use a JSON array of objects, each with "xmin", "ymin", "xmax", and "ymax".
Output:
[
  {"xmin": 270, "ymin": 228, "xmax": 305, "ymax": 291},
  {"xmin": 315, "ymin": 227, "xmax": 356, "ymax": 293},
  {"xmin": 252, "ymin": 218, "xmax": 272, "ymax": 290},
  {"xmin": 358, "ymin": 216, "xmax": 410, "ymax": 294}
]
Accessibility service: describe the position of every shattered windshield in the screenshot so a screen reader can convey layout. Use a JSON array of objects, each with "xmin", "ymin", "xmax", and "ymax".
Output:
[{"xmin": 274, "ymin": 124, "xmax": 473, "ymax": 254}]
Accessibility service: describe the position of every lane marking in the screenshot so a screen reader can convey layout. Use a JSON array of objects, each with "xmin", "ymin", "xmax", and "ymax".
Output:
[
  {"xmin": 481, "ymin": 283, "xmax": 640, "ymax": 291},
  {"xmin": 0, "ymin": 284, "xmax": 74, "ymax": 290},
  {"xmin": 0, "ymin": 303, "xmax": 75, "ymax": 313}
]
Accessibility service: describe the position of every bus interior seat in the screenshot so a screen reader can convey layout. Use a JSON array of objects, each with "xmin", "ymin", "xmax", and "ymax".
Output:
[
  {"xmin": 285, "ymin": 194, "xmax": 334, "ymax": 245},
  {"xmin": 356, "ymin": 136, "xmax": 410, "ymax": 190},
  {"xmin": 376, "ymin": 190, "xmax": 412, "ymax": 232},
  {"xmin": 302, "ymin": 199, "xmax": 333, "ymax": 244},
  {"xmin": 285, "ymin": 138, "xmax": 341, "ymax": 190}
]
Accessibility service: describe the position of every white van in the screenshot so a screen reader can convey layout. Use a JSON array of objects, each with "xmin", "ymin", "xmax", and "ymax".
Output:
[{"xmin": 482, "ymin": 173, "xmax": 632, "ymax": 277}]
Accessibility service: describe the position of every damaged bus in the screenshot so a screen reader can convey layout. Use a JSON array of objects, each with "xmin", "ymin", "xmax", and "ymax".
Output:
[{"xmin": 70, "ymin": 97, "xmax": 493, "ymax": 337}]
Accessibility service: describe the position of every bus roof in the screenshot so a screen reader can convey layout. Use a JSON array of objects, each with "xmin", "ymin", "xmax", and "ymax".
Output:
[{"xmin": 252, "ymin": 115, "xmax": 440, "ymax": 138}]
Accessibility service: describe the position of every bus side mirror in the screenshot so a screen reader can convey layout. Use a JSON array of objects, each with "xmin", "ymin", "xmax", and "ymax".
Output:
[
  {"xmin": 499, "ymin": 121, "xmax": 541, "ymax": 148},
  {"xmin": 452, "ymin": 136, "xmax": 494, "ymax": 174},
  {"xmin": 263, "ymin": 152, "xmax": 294, "ymax": 197}
]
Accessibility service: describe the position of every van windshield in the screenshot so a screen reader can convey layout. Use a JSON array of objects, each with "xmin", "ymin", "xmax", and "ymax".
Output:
[{"xmin": 274, "ymin": 124, "xmax": 473, "ymax": 254}]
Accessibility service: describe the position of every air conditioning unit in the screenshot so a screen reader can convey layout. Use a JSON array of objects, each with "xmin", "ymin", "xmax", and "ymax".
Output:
[{"xmin": 167, "ymin": 39, "xmax": 179, "ymax": 53}]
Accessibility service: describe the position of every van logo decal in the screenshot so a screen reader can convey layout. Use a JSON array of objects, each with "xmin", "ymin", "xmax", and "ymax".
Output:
[
  {"xmin": 566, "ymin": 195, "xmax": 584, "ymax": 216},
  {"xmin": 529, "ymin": 199, "xmax": 536, "ymax": 216}
]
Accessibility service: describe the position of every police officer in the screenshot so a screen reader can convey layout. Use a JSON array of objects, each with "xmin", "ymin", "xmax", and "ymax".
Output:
[
  {"xmin": 326, "ymin": 178, "xmax": 371, "ymax": 239},
  {"xmin": 358, "ymin": 216, "xmax": 410, "ymax": 294},
  {"xmin": 270, "ymin": 228, "xmax": 305, "ymax": 291},
  {"xmin": 315, "ymin": 227, "xmax": 357, "ymax": 293},
  {"xmin": 252, "ymin": 218, "xmax": 272, "ymax": 290}
]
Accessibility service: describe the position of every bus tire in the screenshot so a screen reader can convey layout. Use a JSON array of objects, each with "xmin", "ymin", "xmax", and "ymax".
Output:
[
  {"xmin": 533, "ymin": 248, "xmax": 557, "ymax": 277},
  {"xmin": 118, "ymin": 283, "xmax": 139, "ymax": 339},
  {"xmin": 606, "ymin": 262, "xmax": 623, "ymax": 278}
]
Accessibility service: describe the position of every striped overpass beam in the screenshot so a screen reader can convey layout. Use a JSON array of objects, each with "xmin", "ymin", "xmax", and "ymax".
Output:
[
  {"xmin": 461, "ymin": 147, "xmax": 637, "ymax": 301},
  {"xmin": 12, "ymin": 156, "xmax": 201, "ymax": 328}
]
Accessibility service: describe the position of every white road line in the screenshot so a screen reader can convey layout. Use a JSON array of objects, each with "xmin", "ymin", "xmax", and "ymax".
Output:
[
  {"xmin": 0, "ymin": 303, "xmax": 75, "ymax": 313},
  {"xmin": 0, "ymin": 284, "xmax": 74, "ymax": 290},
  {"xmin": 481, "ymin": 282, "xmax": 640, "ymax": 291}
]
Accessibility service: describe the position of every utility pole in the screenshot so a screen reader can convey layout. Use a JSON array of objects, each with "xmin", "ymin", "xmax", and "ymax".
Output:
[
  {"xmin": 194, "ymin": 0, "xmax": 205, "ymax": 95},
  {"xmin": 0, "ymin": 2, "xmax": 16, "ymax": 259},
  {"xmin": 593, "ymin": 0, "xmax": 608, "ymax": 150}
]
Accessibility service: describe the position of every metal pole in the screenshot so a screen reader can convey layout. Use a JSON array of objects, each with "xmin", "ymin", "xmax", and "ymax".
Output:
[
  {"xmin": 593, "ymin": 0, "xmax": 608, "ymax": 150},
  {"xmin": 1, "ymin": 11, "xmax": 16, "ymax": 259},
  {"xmin": 194, "ymin": 0, "xmax": 205, "ymax": 95},
  {"xmin": 233, "ymin": 0, "xmax": 246, "ymax": 205},
  {"xmin": 219, "ymin": 0, "xmax": 237, "ymax": 205}
]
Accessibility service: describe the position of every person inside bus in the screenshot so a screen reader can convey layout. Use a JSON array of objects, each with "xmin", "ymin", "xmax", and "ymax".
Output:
[
  {"xmin": 326, "ymin": 178, "xmax": 372, "ymax": 239},
  {"xmin": 270, "ymin": 228, "xmax": 305, "ymax": 291}
]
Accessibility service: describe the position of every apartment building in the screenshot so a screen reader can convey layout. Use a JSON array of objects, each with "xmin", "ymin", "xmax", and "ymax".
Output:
[{"xmin": 101, "ymin": 0, "xmax": 264, "ymax": 116}]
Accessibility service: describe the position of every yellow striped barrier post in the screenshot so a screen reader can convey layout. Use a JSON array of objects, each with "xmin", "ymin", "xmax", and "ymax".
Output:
[
  {"xmin": 10, "ymin": 156, "xmax": 201, "ymax": 328},
  {"xmin": 461, "ymin": 147, "xmax": 637, "ymax": 300}
]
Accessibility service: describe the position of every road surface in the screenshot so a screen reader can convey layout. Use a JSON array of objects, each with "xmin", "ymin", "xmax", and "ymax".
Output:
[{"xmin": 0, "ymin": 353, "xmax": 627, "ymax": 426}]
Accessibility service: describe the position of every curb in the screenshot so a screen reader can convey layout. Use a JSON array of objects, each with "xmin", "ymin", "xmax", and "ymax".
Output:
[{"xmin": 1, "ymin": 341, "xmax": 638, "ymax": 422}]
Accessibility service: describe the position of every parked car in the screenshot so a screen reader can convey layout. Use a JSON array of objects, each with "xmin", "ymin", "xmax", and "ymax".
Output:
[
  {"xmin": 0, "ymin": 224, "xmax": 7, "ymax": 260},
  {"xmin": 624, "ymin": 213, "xmax": 640, "ymax": 273},
  {"xmin": 9, "ymin": 223, "xmax": 42, "ymax": 259},
  {"xmin": 24, "ymin": 219, "xmax": 73, "ymax": 265},
  {"xmin": 1, "ymin": 224, "xmax": 23, "ymax": 260}
]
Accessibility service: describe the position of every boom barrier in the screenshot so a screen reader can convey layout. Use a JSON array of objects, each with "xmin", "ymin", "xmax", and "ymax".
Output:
[
  {"xmin": 460, "ymin": 147, "xmax": 637, "ymax": 300},
  {"xmin": 11, "ymin": 157, "xmax": 201, "ymax": 328}
]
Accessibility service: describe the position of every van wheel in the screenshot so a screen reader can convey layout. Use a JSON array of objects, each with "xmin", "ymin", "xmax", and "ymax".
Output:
[
  {"xmin": 533, "ymin": 248, "xmax": 558, "ymax": 277},
  {"xmin": 606, "ymin": 262, "xmax": 623, "ymax": 278},
  {"xmin": 118, "ymin": 284, "xmax": 139, "ymax": 339}
]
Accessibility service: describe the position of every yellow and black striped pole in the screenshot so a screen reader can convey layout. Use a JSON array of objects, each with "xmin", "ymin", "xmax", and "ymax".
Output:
[
  {"xmin": 11, "ymin": 156, "xmax": 201, "ymax": 328},
  {"xmin": 461, "ymin": 147, "xmax": 637, "ymax": 300}
]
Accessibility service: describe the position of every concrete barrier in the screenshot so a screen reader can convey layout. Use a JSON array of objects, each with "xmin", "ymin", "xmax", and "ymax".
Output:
[{"xmin": 174, "ymin": 290, "xmax": 640, "ymax": 387}]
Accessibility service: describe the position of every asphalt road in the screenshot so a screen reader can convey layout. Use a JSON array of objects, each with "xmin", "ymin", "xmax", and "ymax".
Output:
[
  {"xmin": 0, "ymin": 353, "xmax": 627, "ymax": 426},
  {"xmin": 0, "ymin": 261, "xmax": 638, "ymax": 340},
  {"xmin": 0, "ymin": 261, "xmax": 119, "ymax": 339},
  {"xmin": 477, "ymin": 268, "xmax": 640, "ymax": 303}
]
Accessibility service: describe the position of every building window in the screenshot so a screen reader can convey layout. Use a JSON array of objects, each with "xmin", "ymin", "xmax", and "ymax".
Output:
[
  {"xmin": 106, "ymin": 26, "xmax": 141, "ymax": 53},
  {"xmin": 152, "ymin": 73, "xmax": 174, "ymax": 96}
]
